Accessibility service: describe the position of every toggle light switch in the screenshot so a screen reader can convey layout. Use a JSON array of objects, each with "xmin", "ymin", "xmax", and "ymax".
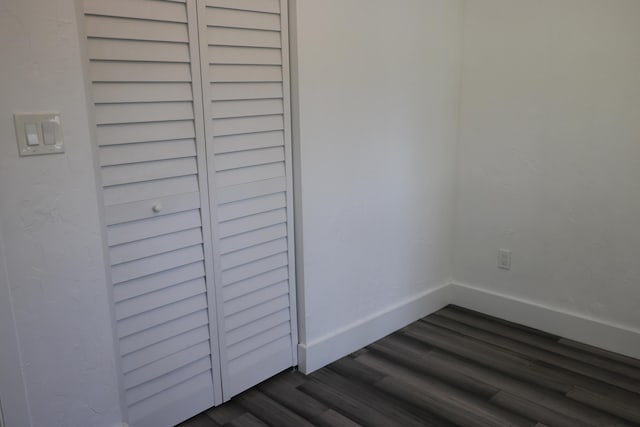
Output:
[
  {"xmin": 25, "ymin": 123, "xmax": 40, "ymax": 146},
  {"xmin": 14, "ymin": 112, "xmax": 64, "ymax": 156},
  {"xmin": 42, "ymin": 120, "xmax": 58, "ymax": 145}
]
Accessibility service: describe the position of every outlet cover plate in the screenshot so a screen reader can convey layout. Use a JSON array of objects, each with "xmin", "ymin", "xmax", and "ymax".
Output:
[{"xmin": 498, "ymin": 249, "xmax": 512, "ymax": 270}]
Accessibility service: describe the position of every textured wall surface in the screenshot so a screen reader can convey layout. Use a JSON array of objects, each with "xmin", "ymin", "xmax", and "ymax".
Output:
[
  {"xmin": 0, "ymin": 0, "xmax": 123, "ymax": 426},
  {"xmin": 454, "ymin": 0, "xmax": 640, "ymax": 331},
  {"xmin": 291, "ymin": 0, "xmax": 462, "ymax": 345}
]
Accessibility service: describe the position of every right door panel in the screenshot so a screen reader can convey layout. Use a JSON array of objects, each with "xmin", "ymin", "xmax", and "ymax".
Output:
[{"xmin": 198, "ymin": 0, "xmax": 298, "ymax": 400}]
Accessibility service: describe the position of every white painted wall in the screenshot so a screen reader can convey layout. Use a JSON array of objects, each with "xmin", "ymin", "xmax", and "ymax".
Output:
[
  {"xmin": 291, "ymin": 0, "xmax": 462, "ymax": 355},
  {"xmin": 0, "ymin": 0, "xmax": 122, "ymax": 426},
  {"xmin": 454, "ymin": 0, "xmax": 640, "ymax": 331}
]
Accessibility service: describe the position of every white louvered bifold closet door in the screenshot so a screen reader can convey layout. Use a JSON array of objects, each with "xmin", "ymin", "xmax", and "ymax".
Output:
[
  {"xmin": 198, "ymin": 0, "xmax": 298, "ymax": 400},
  {"xmin": 83, "ymin": 0, "xmax": 298, "ymax": 424},
  {"xmin": 83, "ymin": 1, "xmax": 222, "ymax": 426}
]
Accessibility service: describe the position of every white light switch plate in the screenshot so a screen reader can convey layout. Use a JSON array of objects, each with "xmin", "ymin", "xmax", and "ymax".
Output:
[{"xmin": 14, "ymin": 112, "xmax": 65, "ymax": 156}]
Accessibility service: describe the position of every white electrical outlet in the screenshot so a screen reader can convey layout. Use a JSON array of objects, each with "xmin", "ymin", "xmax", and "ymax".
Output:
[{"xmin": 498, "ymin": 249, "xmax": 512, "ymax": 270}]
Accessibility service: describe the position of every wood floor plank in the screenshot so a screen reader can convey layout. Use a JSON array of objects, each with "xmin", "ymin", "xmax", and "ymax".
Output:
[
  {"xmin": 223, "ymin": 413, "xmax": 267, "ymax": 427},
  {"xmin": 491, "ymin": 391, "xmax": 586, "ymax": 427},
  {"xmin": 407, "ymin": 319, "xmax": 640, "ymax": 422},
  {"xmin": 558, "ymin": 338, "xmax": 640, "ymax": 370},
  {"xmin": 267, "ymin": 369, "xmax": 308, "ymax": 388},
  {"xmin": 257, "ymin": 374, "xmax": 329, "ymax": 420},
  {"xmin": 440, "ymin": 306, "xmax": 640, "ymax": 381},
  {"xmin": 356, "ymin": 351, "xmax": 538, "ymax": 427},
  {"xmin": 368, "ymin": 333, "xmax": 501, "ymax": 398},
  {"xmin": 298, "ymin": 375, "xmax": 417, "ymax": 427},
  {"xmin": 235, "ymin": 389, "xmax": 316, "ymax": 427},
  {"xmin": 409, "ymin": 318, "xmax": 640, "ymax": 399},
  {"xmin": 424, "ymin": 314, "xmax": 640, "ymax": 394},
  {"xmin": 403, "ymin": 320, "xmax": 574, "ymax": 392},
  {"xmin": 314, "ymin": 366, "xmax": 455, "ymax": 427},
  {"xmin": 368, "ymin": 333, "xmax": 627, "ymax": 426},
  {"xmin": 566, "ymin": 386, "xmax": 640, "ymax": 424},
  {"xmin": 180, "ymin": 415, "xmax": 222, "ymax": 427},
  {"xmin": 205, "ymin": 401, "xmax": 246, "ymax": 425},
  {"xmin": 313, "ymin": 409, "xmax": 362, "ymax": 427},
  {"xmin": 424, "ymin": 350, "xmax": 632, "ymax": 427},
  {"xmin": 449, "ymin": 305, "xmax": 561, "ymax": 340},
  {"xmin": 328, "ymin": 356, "xmax": 387, "ymax": 385}
]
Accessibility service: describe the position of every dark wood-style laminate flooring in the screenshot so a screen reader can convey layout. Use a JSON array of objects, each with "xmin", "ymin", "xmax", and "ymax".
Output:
[{"xmin": 179, "ymin": 305, "xmax": 640, "ymax": 427}]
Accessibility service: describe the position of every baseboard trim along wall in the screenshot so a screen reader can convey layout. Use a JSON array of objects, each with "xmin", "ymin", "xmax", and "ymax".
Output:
[
  {"xmin": 451, "ymin": 283, "xmax": 640, "ymax": 361},
  {"xmin": 299, "ymin": 282, "xmax": 640, "ymax": 373},
  {"xmin": 298, "ymin": 284, "xmax": 453, "ymax": 374}
]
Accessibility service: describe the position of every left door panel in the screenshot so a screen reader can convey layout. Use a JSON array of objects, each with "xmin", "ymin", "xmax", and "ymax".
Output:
[{"xmin": 82, "ymin": 1, "xmax": 220, "ymax": 426}]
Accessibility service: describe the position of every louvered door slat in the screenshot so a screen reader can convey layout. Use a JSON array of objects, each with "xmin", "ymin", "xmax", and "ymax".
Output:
[
  {"xmin": 90, "ymin": 62, "xmax": 192, "ymax": 82},
  {"xmin": 125, "ymin": 356, "xmax": 212, "ymax": 405},
  {"xmin": 216, "ymin": 162, "xmax": 285, "ymax": 187},
  {"xmin": 113, "ymin": 262, "xmax": 205, "ymax": 303},
  {"xmin": 207, "ymin": 27, "xmax": 281, "ymax": 48},
  {"xmin": 223, "ymin": 266, "xmax": 288, "ymax": 301},
  {"xmin": 218, "ymin": 208, "xmax": 287, "ymax": 238},
  {"xmin": 205, "ymin": 7, "xmax": 280, "ymax": 31},
  {"xmin": 206, "ymin": 0, "xmax": 280, "ymax": 14},
  {"xmin": 97, "ymin": 121, "xmax": 195, "ymax": 146},
  {"xmin": 87, "ymin": 39, "xmax": 190, "ymax": 62},
  {"xmin": 208, "ymin": 46, "xmax": 283, "ymax": 65},
  {"xmin": 225, "ymin": 336, "xmax": 291, "ymax": 396},
  {"xmin": 213, "ymin": 130, "xmax": 283, "ymax": 153},
  {"xmin": 85, "ymin": 16, "xmax": 189, "ymax": 42},
  {"xmin": 104, "ymin": 192, "xmax": 201, "ymax": 226},
  {"xmin": 119, "ymin": 310, "xmax": 209, "ymax": 356},
  {"xmin": 118, "ymin": 295, "xmax": 207, "ymax": 342},
  {"xmin": 84, "ymin": 0, "xmax": 188, "ymax": 22},
  {"xmin": 219, "ymin": 222, "xmax": 287, "ymax": 254},
  {"xmin": 210, "ymin": 64, "xmax": 282, "ymax": 82},
  {"xmin": 102, "ymin": 157, "xmax": 197, "ymax": 186},
  {"xmin": 215, "ymin": 146, "xmax": 284, "ymax": 170},
  {"xmin": 99, "ymin": 139, "xmax": 196, "ymax": 166},
  {"xmin": 84, "ymin": 1, "xmax": 219, "ymax": 426},
  {"xmin": 220, "ymin": 238, "xmax": 287, "ymax": 270},
  {"xmin": 109, "ymin": 227, "xmax": 203, "ymax": 265},
  {"xmin": 212, "ymin": 82, "xmax": 283, "ymax": 101},
  {"xmin": 213, "ymin": 115, "xmax": 284, "ymax": 136},
  {"xmin": 115, "ymin": 277, "xmax": 206, "ymax": 320},
  {"xmin": 226, "ymin": 308, "xmax": 290, "ymax": 348},
  {"xmin": 95, "ymin": 102, "xmax": 194, "ymax": 125},
  {"xmin": 127, "ymin": 372, "xmax": 213, "ymax": 427},
  {"xmin": 217, "ymin": 177, "xmax": 286, "ymax": 204},
  {"xmin": 224, "ymin": 283, "xmax": 289, "ymax": 319},
  {"xmin": 218, "ymin": 192, "xmax": 286, "ymax": 221},
  {"xmin": 102, "ymin": 175, "xmax": 199, "ymax": 206},
  {"xmin": 123, "ymin": 341, "xmax": 211, "ymax": 390},
  {"xmin": 107, "ymin": 210, "xmax": 202, "ymax": 246},
  {"xmin": 211, "ymin": 99, "xmax": 284, "ymax": 119},
  {"xmin": 121, "ymin": 325, "xmax": 209, "ymax": 373},
  {"xmin": 93, "ymin": 83, "xmax": 193, "ymax": 104},
  {"xmin": 224, "ymin": 295, "xmax": 290, "ymax": 331},
  {"xmin": 111, "ymin": 244, "xmax": 204, "ymax": 285}
]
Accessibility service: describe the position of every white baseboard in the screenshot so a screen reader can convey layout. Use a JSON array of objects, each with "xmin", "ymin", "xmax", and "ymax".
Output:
[
  {"xmin": 298, "ymin": 282, "xmax": 640, "ymax": 373},
  {"xmin": 298, "ymin": 284, "xmax": 452, "ymax": 374},
  {"xmin": 450, "ymin": 282, "xmax": 640, "ymax": 360}
]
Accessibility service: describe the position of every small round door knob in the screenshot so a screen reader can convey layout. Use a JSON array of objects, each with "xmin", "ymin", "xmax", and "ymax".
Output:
[{"xmin": 152, "ymin": 203, "xmax": 162, "ymax": 213}]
